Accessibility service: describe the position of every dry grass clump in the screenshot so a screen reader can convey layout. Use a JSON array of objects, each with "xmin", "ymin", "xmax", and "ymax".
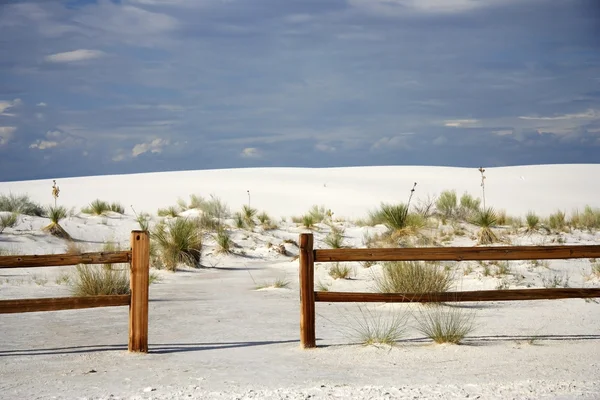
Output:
[
  {"xmin": 374, "ymin": 261, "xmax": 453, "ymax": 294},
  {"xmin": 151, "ymin": 218, "xmax": 202, "ymax": 271},
  {"xmin": 348, "ymin": 305, "xmax": 408, "ymax": 346},
  {"xmin": 0, "ymin": 193, "xmax": 45, "ymax": 216},
  {"xmin": 329, "ymin": 262, "xmax": 353, "ymax": 279},
  {"xmin": 308, "ymin": 205, "xmax": 329, "ymax": 223},
  {"xmin": 70, "ymin": 264, "xmax": 130, "ymax": 296},
  {"xmin": 157, "ymin": 206, "xmax": 180, "ymax": 218},
  {"xmin": 214, "ymin": 229, "xmax": 233, "ymax": 254},
  {"xmin": 525, "ymin": 211, "xmax": 540, "ymax": 233},
  {"xmin": 256, "ymin": 277, "xmax": 291, "ymax": 289},
  {"xmin": 414, "ymin": 306, "xmax": 475, "ymax": 344},
  {"xmin": 457, "ymin": 193, "xmax": 481, "ymax": 221},
  {"xmin": 547, "ymin": 210, "xmax": 567, "ymax": 232},
  {"xmin": 571, "ymin": 206, "xmax": 600, "ymax": 231},
  {"xmin": 43, "ymin": 205, "xmax": 71, "ymax": 240},
  {"xmin": 81, "ymin": 199, "xmax": 111, "ymax": 215},
  {"xmin": 436, "ymin": 190, "xmax": 457, "ymax": 221},
  {"xmin": 0, "ymin": 212, "xmax": 18, "ymax": 233},
  {"xmin": 471, "ymin": 208, "xmax": 498, "ymax": 244}
]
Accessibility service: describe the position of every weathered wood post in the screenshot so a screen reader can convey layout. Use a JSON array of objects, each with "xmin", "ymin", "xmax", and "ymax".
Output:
[
  {"xmin": 129, "ymin": 230, "xmax": 149, "ymax": 352},
  {"xmin": 299, "ymin": 233, "xmax": 316, "ymax": 348}
]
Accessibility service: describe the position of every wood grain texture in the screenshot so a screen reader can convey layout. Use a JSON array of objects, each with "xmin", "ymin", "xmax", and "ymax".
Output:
[
  {"xmin": 0, "ymin": 251, "xmax": 131, "ymax": 268},
  {"xmin": 128, "ymin": 231, "xmax": 150, "ymax": 353},
  {"xmin": 314, "ymin": 288, "xmax": 600, "ymax": 303},
  {"xmin": 0, "ymin": 295, "xmax": 130, "ymax": 314},
  {"xmin": 314, "ymin": 245, "xmax": 600, "ymax": 262},
  {"xmin": 299, "ymin": 233, "xmax": 316, "ymax": 349}
]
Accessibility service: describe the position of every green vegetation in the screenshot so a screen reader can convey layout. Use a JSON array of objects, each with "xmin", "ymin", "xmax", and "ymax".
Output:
[
  {"xmin": 151, "ymin": 218, "xmax": 202, "ymax": 271},
  {"xmin": 0, "ymin": 193, "xmax": 45, "ymax": 216},
  {"xmin": 414, "ymin": 306, "xmax": 476, "ymax": 344},
  {"xmin": 70, "ymin": 264, "xmax": 130, "ymax": 296},
  {"xmin": 324, "ymin": 226, "xmax": 345, "ymax": 248},
  {"xmin": 374, "ymin": 261, "xmax": 453, "ymax": 294},
  {"xmin": 471, "ymin": 208, "xmax": 498, "ymax": 244},
  {"xmin": 0, "ymin": 212, "xmax": 18, "ymax": 233},
  {"xmin": 329, "ymin": 263, "xmax": 353, "ymax": 279},
  {"xmin": 43, "ymin": 205, "xmax": 71, "ymax": 240},
  {"xmin": 349, "ymin": 305, "xmax": 408, "ymax": 346},
  {"xmin": 81, "ymin": 199, "xmax": 111, "ymax": 215}
]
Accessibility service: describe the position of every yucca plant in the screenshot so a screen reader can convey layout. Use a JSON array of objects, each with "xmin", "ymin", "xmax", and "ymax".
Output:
[
  {"xmin": 82, "ymin": 199, "xmax": 111, "ymax": 215},
  {"xmin": 377, "ymin": 203, "xmax": 410, "ymax": 230},
  {"xmin": 308, "ymin": 205, "xmax": 328, "ymax": 223},
  {"xmin": 374, "ymin": 261, "xmax": 453, "ymax": 294},
  {"xmin": 324, "ymin": 226, "xmax": 345, "ymax": 248},
  {"xmin": 151, "ymin": 218, "xmax": 202, "ymax": 271},
  {"xmin": 302, "ymin": 214, "xmax": 315, "ymax": 229},
  {"xmin": 233, "ymin": 212, "xmax": 245, "ymax": 228},
  {"xmin": 471, "ymin": 208, "xmax": 498, "ymax": 244},
  {"xmin": 43, "ymin": 205, "xmax": 71, "ymax": 240},
  {"xmin": 135, "ymin": 212, "xmax": 151, "ymax": 231},
  {"xmin": 242, "ymin": 205, "xmax": 257, "ymax": 229},
  {"xmin": 257, "ymin": 211, "xmax": 270, "ymax": 224},
  {"xmin": 414, "ymin": 306, "xmax": 476, "ymax": 344},
  {"xmin": 0, "ymin": 212, "xmax": 18, "ymax": 233},
  {"xmin": 70, "ymin": 264, "xmax": 130, "ymax": 296}
]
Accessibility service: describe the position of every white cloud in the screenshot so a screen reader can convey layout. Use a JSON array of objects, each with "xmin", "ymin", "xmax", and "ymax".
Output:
[
  {"xmin": 29, "ymin": 140, "xmax": 58, "ymax": 150},
  {"xmin": 371, "ymin": 135, "xmax": 410, "ymax": 151},
  {"xmin": 315, "ymin": 143, "xmax": 336, "ymax": 153},
  {"xmin": 0, "ymin": 127, "xmax": 16, "ymax": 146},
  {"xmin": 492, "ymin": 129, "xmax": 514, "ymax": 136},
  {"xmin": 45, "ymin": 49, "xmax": 106, "ymax": 63},
  {"xmin": 132, "ymin": 138, "xmax": 170, "ymax": 157},
  {"xmin": 348, "ymin": 0, "xmax": 514, "ymax": 15},
  {"xmin": 518, "ymin": 109, "xmax": 598, "ymax": 121},
  {"xmin": 444, "ymin": 119, "xmax": 479, "ymax": 127},
  {"xmin": 432, "ymin": 136, "xmax": 447, "ymax": 145},
  {"xmin": 241, "ymin": 147, "xmax": 261, "ymax": 158},
  {"xmin": 0, "ymin": 98, "xmax": 22, "ymax": 116},
  {"xmin": 37, "ymin": 102, "xmax": 47, "ymax": 107}
]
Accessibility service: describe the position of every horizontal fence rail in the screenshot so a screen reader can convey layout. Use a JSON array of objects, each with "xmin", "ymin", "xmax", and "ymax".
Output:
[
  {"xmin": 299, "ymin": 233, "xmax": 600, "ymax": 349},
  {"xmin": 0, "ymin": 231, "xmax": 149, "ymax": 353},
  {"xmin": 315, "ymin": 245, "xmax": 600, "ymax": 262},
  {"xmin": 0, "ymin": 295, "xmax": 131, "ymax": 314},
  {"xmin": 0, "ymin": 251, "xmax": 131, "ymax": 268}
]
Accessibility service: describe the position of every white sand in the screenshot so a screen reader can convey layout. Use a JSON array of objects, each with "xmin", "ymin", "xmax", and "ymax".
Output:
[{"xmin": 1, "ymin": 164, "xmax": 599, "ymax": 400}]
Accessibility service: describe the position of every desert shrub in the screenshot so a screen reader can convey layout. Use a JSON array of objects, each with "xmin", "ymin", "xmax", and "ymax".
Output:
[
  {"xmin": 70, "ymin": 264, "xmax": 130, "ymax": 296},
  {"xmin": 109, "ymin": 202, "xmax": 125, "ymax": 214},
  {"xmin": 241, "ymin": 205, "xmax": 257, "ymax": 228},
  {"xmin": 197, "ymin": 213, "xmax": 220, "ymax": 231},
  {"xmin": 436, "ymin": 190, "xmax": 457, "ymax": 220},
  {"xmin": 308, "ymin": 205, "xmax": 328, "ymax": 223},
  {"xmin": 135, "ymin": 212, "xmax": 151, "ymax": 231},
  {"xmin": 471, "ymin": 208, "xmax": 498, "ymax": 244},
  {"xmin": 43, "ymin": 205, "xmax": 71, "ymax": 239},
  {"xmin": 525, "ymin": 211, "xmax": 540, "ymax": 233},
  {"xmin": 414, "ymin": 194, "xmax": 437, "ymax": 218},
  {"xmin": 348, "ymin": 305, "xmax": 408, "ymax": 346},
  {"xmin": 329, "ymin": 262, "xmax": 353, "ymax": 279},
  {"xmin": 574, "ymin": 206, "xmax": 600, "ymax": 231},
  {"xmin": 257, "ymin": 211, "xmax": 270, "ymax": 224},
  {"xmin": 214, "ymin": 229, "xmax": 233, "ymax": 254},
  {"xmin": 548, "ymin": 210, "xmax": 567, "ymax": 231},
  {"xmin": 0, "ymin": 193, "xmax": 45, "ymax": 216},
  {"xmin": 374, "ymin": 203, "xmax": 409, "ymax": 230},
  {"xmin": 414, "ymin": 306, "xmax": 475, "ymax": 344},
  {"xmin": 157, "ymin": 206, "xmax": 179, "ymax": 218},
  {"xmin": 0, "ymin": 212, "xmax": 18, "ymax": 233},
  {"xmin": 324, "ymin": 226, "xmax": 345, "ymax": 248},
  {"xmin": 151, "ymin": 218, "xmax": 202, "ymax": 271},
  {"xmin": 81, "ymin": 199, "xmax": 111, "ymax": 215},
  {"xmin": 374, "ymin": 261, "xmax": 453, "ymax": 294},
  {"xmin": 302, "ymin": 214, "xmax": 315, "ymax": 229},
  {"xmin": 457, "ymin": 193, "xmax": 481, "ymax": 220},
  {"xmin": 233, "ymin": 212, "xmax": 245, "ymax": 228},
  {"xmin": 255, "ymin": 277, "xmax": 291, "ymax": 289},
  {"xmin": 496, "ymin": 209, "xmax": 507, "ymax": 225},
  {"xmin": 200, "ymin": 195, "xmax": 229, "ymax": 220}
]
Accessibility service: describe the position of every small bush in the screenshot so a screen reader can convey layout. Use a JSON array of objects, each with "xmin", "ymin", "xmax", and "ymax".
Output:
[
  {"xmin": 109, "ymin": 202, "xmax": 125, "ymax": 214},
  {"xmin": 349, "ymin": 305, "xmax": 408, "ymax": 346},
  {"xmin": 242, "ymin": 205, "xmax": 257, "ymax": 228},
  {"xmin": 371, "ymin": 203, "xmax": 409, "ymax": 231},
  {"xmin": 135, "ymin": 212, "xmax": 151, "ymax": 231},
  {"xmin": 471, "ymin": 208, "xmax": 498, "ymax": 244},
  {"xmin": 324, "ymin": 226, "xmax": 345, "ymax": 248},
  {"xmin": 374, "ymin": 261, "xmax": 453, "ymax": 294},
  {"xmin": 214, "ymin": 229, "xmax": 233, "ymax": 254},
  {"xmin": 157, "ymin": 206, "xmax": 179, "ymax": 218},
  {"xmin": 197, "ymin": 213, "xmax": 221, "ymax": 231},
  {"xmin": 256, "ymin": 277, "xmax": 291, "ymax": 289},
  {"xmin": 151, "ymin": 218, "xmax": 202, "ymax": 271},
  {"xmin": 0, "ymin": 193, "xmax": 45, "ymax": 216},
  {"xmin": 572, "ymin": 206, "xmax": 600, "ymax": 231},
  {"xmin": 233, "ymin": 212, "xmax": 245, "ymax": 228},
  {"xmin": 436, "ymin": 190, "xmax": 457, "ymax": 220},
  {"xmin": 70, "ymin": 264, "xmax": 130, "ymax": 296},
  {"xmin": 525, "ymin": 211, "xmax": 540, "ymax": 233},
  {"xmin": 308, "ymin": 205, "xmax": 328, "ymax": 223},
  {"xmin": 329, "ymin": 263, "xmax": 353, "ymax": 279},
  {"xmin": 43, "ymin": 205, "xmax": 71, "ymax": 239},
  {"xmin": 0, "ymin": 212, "xmax": 18, "ymax": 233},
  {"xmin": 302, "ymin": 214, "xmax": 315, "ymax": 229},
  {"xmin": 200, "ymin": 195, "xmax": 229, "ymax": 221},
  {"xmin": 415, "ymin": 306, "xmax": 476, "ymax": 344},
  {"xmin": 548, "ymin": 210, "xmax": 566, "ymax": 232},
  {"xmin": 82, "ymin": 199, "xmax": 111, "ymax": 215}
]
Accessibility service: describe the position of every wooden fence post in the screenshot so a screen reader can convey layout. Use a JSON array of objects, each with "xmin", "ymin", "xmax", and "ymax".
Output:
[
  {"xmin": 299, "ymin": 233, "xmax": 316, "ymax": 348},
  {"xmin": 129, "ymin": 230, "xmax": 149, "ymax": 352}
]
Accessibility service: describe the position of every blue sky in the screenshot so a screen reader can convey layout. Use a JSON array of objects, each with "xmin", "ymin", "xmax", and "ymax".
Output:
[{"xmin": 1, "ymin": 0, "xmax": 599, "ymax": 181}]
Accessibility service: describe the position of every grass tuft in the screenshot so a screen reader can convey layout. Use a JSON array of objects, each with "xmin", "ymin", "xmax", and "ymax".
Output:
[
  {"xmin": 348, "ymin": 305, "xmax": 408, "ymax": 346},
  {"xmin": 43, "ymin": 205, "xmax": 71, "ymax": 240},
  {"xmin": 214, "ymin": 229, "xmax": 233, "ymax": 254},
  {"xmin": 329, "ymin": 262, "xmax": 353, "ymax": 279},
  {"xmin": 0, "ymin": 193, "xmax": 45, "ymax": 216},
  {"xmin": 70, "ymin": 264, "xmax": 130, "ymax": 296},
  {"xmin": 324, "ymin": 226, "xmax": 345, "ymax": 248},
  {"xmin": 82, "ymin": 199, "xmax": 111, "ymax": 215},
  {"xmin": 374, "ymin": 261, "xmax": 453, "ymax": 294},
  {"xmin": 414, "ymin": 306, "xmax": 475, "ymax": 344},
  {"xmin": 471, "ymin": 208, "xmax": 498, "ymax": 244},
  {"xmin": 0, "ymin": 212, "xmax": 18, "ymax": 233},
  {"xmin": 151, "ymin": 218, "xmax": 202, "ymax": 271}
]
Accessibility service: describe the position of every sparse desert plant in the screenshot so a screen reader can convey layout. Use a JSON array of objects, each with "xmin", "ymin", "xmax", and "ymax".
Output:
[
  {"xmin": 256, "ymin": 277, "xmax": 291, "ymax": 289},
  {"xmin": 0, "ymin": 212, "xmax": 18, "ymax": 233},
  {"xmin": 371, "ymin": 203, "xmax": 415, "ymax": 231},
  {"xmin": 0, "ymin": 193, "xmax": 45, "ymax": 216},
  {"xmin": 496, "ymin": 209, "xmax": 507, "ymax": 225},
  {"xmin": 495, "ymin": 261, "xmax": 511, "ymax": 276},
  {"xmin": 573, "ymin": 205, "xmax": 600, "ymax": 231},
  {"xmin": 197, "ymin": 213, "xmax": 221, "ymax": 231},
  {"xmin": 316, "ymin": 280, "xmax": 330, "ymax": 291},
  {"xmin": 70, "ymin": 264, "xmax": 130, "ymax": 296},
  {"xmin": 200, "ymin": 195, "xmax": 229, "ymax": 221},
  {"xmin": 324, "ymin": 226, "xmax": 345, "ymax": 248},
  {"xmin": 43, "ymin": 205, "xmax": 71, "ymax": 240},
  {"xmin": 257, "ymin": 211, "xmax": 270, "ymax": 224},
  {"xmin": 471, "ymin": 208, "xmax": 498, "ymax": 244},
  {"xmin": 151, "ymin": 218, "xmax": 202, "ymax": 271},
  {"xmin": 189, "ymin": 194, "xmax": 205, "ymax": 209},
  {"xmin": 542, "ymin": 272, "xmax": 570, "ymax": 288},
  {"xmin": 135, "ymin": 212, "xmax": 151, "ymax": 231},
  {"xmin": 82, "ymin": 199, "xmax": 111, "ymax": 215},
  {"xmin": 348, "ymin": 305, "xmax": 408, "ymax": 346},
  {"xmin": 302, "ymin": 214, "xmax": 315, "ymax": 229},
  {"xmin": 374, "ymin": 261, "xmax": 453, "ymax": 294},
  {"xmin": 436, "ymin": 190, "xmax": 457, "ymax": 220},
  {"xmin": 241, "ymin": 205, "xmax": 257, "ymax": 228},
  {"xmin": 157, "ymin": 206, "xmax": 180, "ymax": 218},
  {"xmin": 109, "ymin": 202, "xmax": 125, "ymax": 214},
  {"xmin": 55, "ymin": 272, "xmax": 71, "ymax": 285},
  {"xmin": 525, "ymin": 211, "xmax": 540, "ymax": 233},
  {"xmin": 591, "ymin": 261, "xmax": 600, "ymax": 278},
  {"xmin": 308, "ymin": 205, "xmax": 328, "ymax": 223},
  {"xmin": 548, "ymin": 210, "xmax": 566, "ymax": 232},
  {"xmin": 329, "ymin": 262, "xmax": 353, "ymax": 279},
  {"xmin": 414, "ymin": 305, "xmax": 476, "ymax": 344},
  {"xmin": 234, "ymin": 212, "xmax": 245, "ymax": 228},
  {"xmin": 214, "ymin": 229, "xmax": 233, "ymax": 254},
  {"xmin": 414, "ymin": 194, "xmax": 437, "ymax": 218},
  {"xmin": 457, "ymin": 193, "xmax": 481, "ymax": 221}
]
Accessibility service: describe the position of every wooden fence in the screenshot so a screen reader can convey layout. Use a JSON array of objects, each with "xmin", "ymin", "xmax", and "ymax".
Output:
[
  {"xmin": 299, "ymin": 233, "xmax": 600, "ymax": 348},
  {"xmin": 0, "ymin": 230, "xmax": 149, "ymax": 353}
]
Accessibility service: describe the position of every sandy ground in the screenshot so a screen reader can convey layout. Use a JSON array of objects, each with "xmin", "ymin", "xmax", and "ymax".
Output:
[{"xmin": 1, "ymin": 165, "xmax": 600, "ymax": 399}]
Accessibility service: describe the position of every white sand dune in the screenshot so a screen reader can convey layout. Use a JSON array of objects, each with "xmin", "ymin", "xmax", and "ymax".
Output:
[{"xmin": 1, "ymin": 164, "xmax": 599, "ymax": 400}]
